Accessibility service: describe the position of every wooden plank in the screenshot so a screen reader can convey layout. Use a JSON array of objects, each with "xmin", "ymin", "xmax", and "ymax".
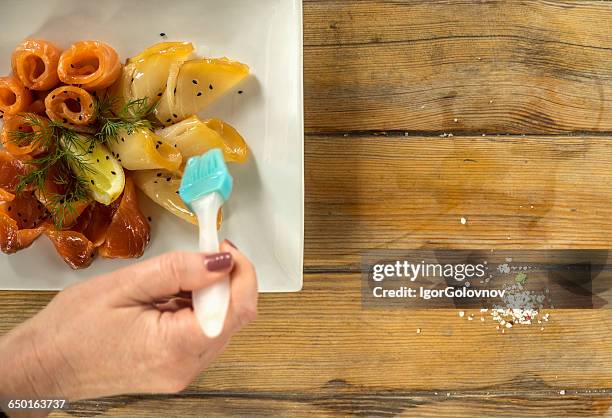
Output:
[
  {"xmin": 303, "ymin": 0, "xmax": 612, "ymax": 133},
  {"xmin": 52, "ymin": 392, "xmax": 612, "ymax": 417},
  {"xmin": 304, "ymin": 135, "xmax": 612, "ymax": 268},
  {"xmin": 3, "ymin": 275, "xmax": 612, "ymax": 394}
]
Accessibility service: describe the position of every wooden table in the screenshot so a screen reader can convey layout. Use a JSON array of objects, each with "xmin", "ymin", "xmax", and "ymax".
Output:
[{"xmin": 3, "ymin": 1, "xmax": 612, "ymax": 416}]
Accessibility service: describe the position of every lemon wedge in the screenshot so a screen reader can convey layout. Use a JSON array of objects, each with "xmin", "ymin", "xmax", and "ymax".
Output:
[{"xmin": 61, "ymin": 133, "xmax": 125, "ymax": 205}]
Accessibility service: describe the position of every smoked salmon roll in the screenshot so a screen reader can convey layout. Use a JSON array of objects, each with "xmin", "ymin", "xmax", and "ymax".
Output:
[
  {"xmin": 1, "ymin": 113, "xmax": 48, "ymax": 156},
  {"xmin": 57, "ymin": 41, "xmax": 121, "ymax": 91},
  {"xmin": 11, "ymin": 39, "xmax": 61, "ymax": 91},
  {"xmin": 45, "ymin": 85, "xmax": 95, "ymax": 126},
  {"xmin": 0, "ymin": 76, "xmax": 32, "ymax": 116}
]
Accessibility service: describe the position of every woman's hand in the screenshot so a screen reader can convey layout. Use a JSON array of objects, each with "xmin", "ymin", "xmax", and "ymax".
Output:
[{"xmin": 0, "ymin": 240, "xmax": 257, "ymax": 402}]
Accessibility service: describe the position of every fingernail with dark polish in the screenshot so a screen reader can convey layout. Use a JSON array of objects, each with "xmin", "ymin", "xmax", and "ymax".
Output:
[
  {"xmin": 204, "ymin": 252, "xmax": 232, "ymax": 271},
  {"xmin": 225, "ymin": 239, "xmax": 237, "ymax": 249}
]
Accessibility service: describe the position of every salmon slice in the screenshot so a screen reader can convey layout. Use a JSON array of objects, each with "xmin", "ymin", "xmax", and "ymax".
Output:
[
  {"xmin": 99, "ymin": 177, "xmax": 150, "ymax": 258},
  {"xmin": 57, "ymin": 41, "xmax": 121, "ymax": 91},
  {"xmin": 44, "ymin": 86, "xmax": 95, "ymax": 126},
  {"xmin": 72, "ymin": 201, "xmax": 118, "ymax": 248},
  {"xmin": 0, "ymin": 149, "xmax": 33, "ymax": 192},
  {"xmin": 0, "ymin": 192, "xmax": 48, "ymax": 253},
  {"xmin": 0, "ymin": 76, "xmax": 32, "ymax": 116},
  {"xmin": 12, "ymin": 39, "xmax": 62, "ymax": 91},
  {"xmin": 1, "ymin": 113, "xmax": 49, "ymax": 156},
  {"xmin": 0, "ymin": 189, "xmax": 15, "ymax": 202},
  {"xmin": 44, "ymin": 227, "xmax": 96, "ymax": 269},
  {"xmin": 44, "ymin": 198, "xmax": 117, "ymax": 269}
]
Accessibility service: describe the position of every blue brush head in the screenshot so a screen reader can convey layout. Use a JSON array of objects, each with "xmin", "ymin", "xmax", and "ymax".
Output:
[{"xmin": 179, "ymin": 148, "xmax": 233, "ymax": 208}]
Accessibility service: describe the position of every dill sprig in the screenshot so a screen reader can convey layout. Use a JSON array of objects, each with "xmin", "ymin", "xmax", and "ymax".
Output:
[
  {"xmin": 94, "ymin": 94, "xmax": 154, "ymax": 144},
  {"xmin": 11, "ymin": 114, "xmax": 96, "ymax": 229},
  {"xmin": 44, "ymin": 164, "xmax": 91, "ymax": 229}
]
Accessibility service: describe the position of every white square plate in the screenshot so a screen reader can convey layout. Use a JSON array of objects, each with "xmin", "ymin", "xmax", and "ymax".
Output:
[{"xmin": 0, "ymin": 0, "xmax": 303, "ymax": 292}]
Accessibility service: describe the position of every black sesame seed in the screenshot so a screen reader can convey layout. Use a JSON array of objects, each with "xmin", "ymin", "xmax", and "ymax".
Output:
[
  {"xmin": 111, "ymin": 171, "xmax": 116, "ymax": 175},
  {"xmin": 192, "ymin": 79, "xmax": 198, "ymax": 85},
  {"xmin": 0, "ymin": 115, "xmax": 3, "ymax": 119},
  {"xmin": 166, "ymin": 118, "xmax": 171, "ymax": 123},
  {"xmin": 147, "ymin": 216, "xmax": 152, "ymax": 222},
  {"xmin": 118, "ymin": 159, "xmax": 121, "ymax": 162},
  {"xmin": 155, "ymin": 144, "xmax": 160, "ymax": 149},
  {"xmin": 157, "ymin": 140, "xmax": 162, "ymax": 145},
  {"xmin": 131, "ymin": 77, "xmax": 134, "ymax": 83},
  {"xmin": 157, "ymin": 92, "xmax": 162, "ymax": 97},
  {"xmin": 159, "ymin": 32, "xmax": 165, "ymax": 37},
  {"xmin": 70, "ymin": 64, "xmax": 74, "ymax": 68},
  {"xmin": 166, "ymin": 177, "xmax": 171, "ymax": 182},
  {"xmin": 51, "ymin": 95, "xmax": 56, "ymax": 99},
  {"xmin": 173, "ymin": 87, "xmax": 177, "ymax": 94},
  {"xmin": 172, "ymin": 113, "xmax": 177, "ymax": 118},
  {"xmin": 7, "ymin": 206, "xmax": 11, "ymax": 211},
  {"xmin": 175, "ymin": 191, "xmax": 179, "ymax": 194},
  {"xmin": 153, "ymin": 180, "xmax": 158, "ymax": 184},
  {"xmin": 156, "ymin": 172, "xmax": 162, "ymax": 177},
  {"xmin": 197, "ymin": 92, "xmax": 202, "ymax": 96},
  {"xmin": 105, "ymin": 155, "xmax": 109, "ymax": 160},
  {"xmin": 209, "ymin": 84, "xmax": 213, "ymax": 90},
  {"xmin": 89, "ymin": 104, "xmax": 93, "ymax": 108},
  {"xmin": 121, "ymin": 137, "xmax": 125, "ymax": 142},
  {"xmin": 91, "ymin": 180, "xmax": 95, "ymax": 185},
  {"xmin": 96, "ymin": 158, "xmax": 99, "ymax": 163},
  {"xmin": 174, "ymin": 144, "xmax": 177, "ymax": 148},
  {"xmin": 238, "ymin": 90, "xmax": 243, "ymax": 94},
  {"xmin": 78, "ymin": 115, "xmax": 82, "ymax": 120}
]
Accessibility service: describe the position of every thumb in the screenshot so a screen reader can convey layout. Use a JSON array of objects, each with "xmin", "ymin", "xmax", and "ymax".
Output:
[{"xmin": 111, "ymin": 251, "xmax": 233, "ymax": 303}]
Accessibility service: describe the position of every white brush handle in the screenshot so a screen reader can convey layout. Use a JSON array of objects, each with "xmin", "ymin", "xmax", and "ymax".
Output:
[{"xmin": 191, "ymin": 193, "xmax": 229, "ymax": 338}]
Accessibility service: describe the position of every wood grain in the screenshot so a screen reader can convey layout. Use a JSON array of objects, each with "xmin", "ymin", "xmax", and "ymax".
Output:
[
  {"xmin": 305, "ymin": 134, "xmax": 612, "ymax": 268},
  {"xmin": 3, "ymin": 275, "xmax": 612, "ymax": 395},
  {"xmin": 52, "ymin": 392, "xmax": 612, "ymax": 417},
  {"xmin": 303, "ymin": 0, "xmax": 612, "ymax": 133}
]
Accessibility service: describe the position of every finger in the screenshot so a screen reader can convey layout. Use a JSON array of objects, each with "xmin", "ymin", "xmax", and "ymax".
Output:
[
  {"xmin": 112, "ymin": 251, "xmax": 234, "ymax": 304},
  {"xmin": 221, "ymin": 240, "xmax": 258, "ymax": 334},
  {"xmin": 168, "ymin": 241, "xmax": 258, "ymax": 350},
  {"xmin": 176, "ymin": 291, "xmax": 192, "ymax": 299},
  {"xmin": 155, "ymin": 297, "xmax": 192, "ymax": 312}
]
